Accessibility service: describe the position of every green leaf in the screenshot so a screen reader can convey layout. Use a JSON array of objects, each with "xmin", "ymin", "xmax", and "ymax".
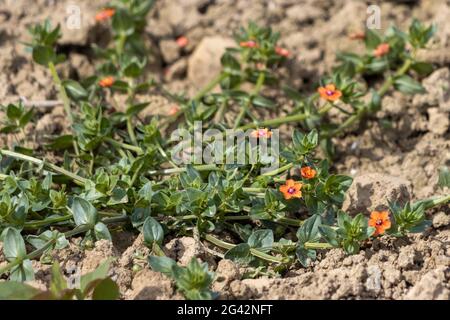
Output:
[
  {"xmin": 46, "ymin": 135, "xmax": 74, "ymax": 150},
  {"xmin": 63, "ymin": 80, "xmax": 88, "ymax": 100},
  {"xmin": 224, "ymin": 243, "xmax": 253, "ymax": 264},
  {"xmin": 438, "ymin": 166, "xmax": 450, "ymax": 189},
  {"xmin": 296, "ymin": 247, "xmax": 316, "ymax": 267},
  {"xmin": 50, "ymin": 262, "xmax": 67, "ymax": 296},
  {"xmin": 3, "ymin": 227, "xmax": 26, "ymax": 261},
  {"xmin": 364, "ymin": 29, "xmax": 382, "ymax": 50},
  {"xmin": 71, "ymin": 197, "xmax": 97, "ymax": 227},
  {"xmin": 92, "ymin": 278, "xmax": 120, "ymax": 300},
  {"xmin": 0, "ymin": 282, "xmax": 39, "ymax": 300},
  {"xmin": 148, "ymin": 256, "xmax": 177, "ymax": 276},
  {"xmin": 6, "ymin": 104, "xmax": 22, "ymax": 120},
  {"xmin": 411, "ymin": 62, "xmax": 434, "ymax": 76},
  {"xmin": 142, "ymin": 217, "xmax": 164, "ymax": 247},
  {"xmin": 221, "ymin": 52, "xmax": 240, "ymax": 74},
  {"xmin": 10, "ymin": 259, "xmax": 35, "ymax": 282},
  {"xmin": 19, "ymin": 108, "xmax": 34, "ymax": 128},
  {"xmin": 296, "ymin": 214, "xmax": 321, "ymax": 244},
  {"xmin": 252, "ymin": 95, "xmax": 276, "ymax": 108},
  {"xmin": 394, "ymin": 75, "xmax": 426, "ymax": 95},
  {"xmin": 247, "ymin": 229, "xmax": 273, "ymax": 252},
  {"xmin": 80, "ymin": 259, "xmax": 112, "ymax": 294},
  {"xmin": 112, "ymin": 9, "xmax": 134, "ymax": 36},
  {"xmin": 32, "ymin": 45, "xmax": 55, "ymax": 66},
  {"xmin": 318, "ymin": 225, "xmax": 339, "ymax": 247},
  {"xmin": 94, "ymin": 222, "xmax": 112, "ymax": 241},
  {"xmin": 126, "ymin": 102, "xmax": 150, "ymax": 117},
  {"xmin": 369, "ymin": 89, "xmax": 381, "ymax": 112}
]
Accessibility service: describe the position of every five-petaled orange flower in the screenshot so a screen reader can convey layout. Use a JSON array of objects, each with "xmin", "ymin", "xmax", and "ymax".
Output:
[
  {"xmin": 368, "ymin": 211, "xmax": 391, "ymax": 236},
  {"xmin": 168, "ymin": 105, "xmax": 180, "ymax": 116},
  {"xmin": 349, "ymin": 31, "xmax": 365, "ymax": 40},
  {"xmin": 318, "ymin": 84, "xmax": 342, "ymax": 102},
  {"xmin": 240, "ymin": 40, "xmax": 258, "ymax": 48},
  {"xmin": 275, "ymin": 46, "xmax": 290, "ymax": 57},
  {"xmin": 280, "ymin": 179, "xmax": 303, "ymax": 200},
  {"xmin": 176, "ymin": 36, "xmax": 188, "ymax": 48},
  {"xmin": 251, "ymin": 128, "xmax": 272, "ymax": 139},
  {"xmin": 99, "ymin": 76, "xmax": 115, "ymax": 88},
  {"xmin": 301, "ymin": 166, "xmax": 316, "ymax": 179},
  {"xmin": 374, "ymin": 43, "xmax": 390, "ymax": 58},
  {"xmin": 95, "ymin": 8, "xmax": 115, "ymax": 22}
]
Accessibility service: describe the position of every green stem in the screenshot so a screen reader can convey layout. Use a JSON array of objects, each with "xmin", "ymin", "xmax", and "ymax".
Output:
[
  {"xmin": 414, "ymin": 194, "xmax": 450, "ymax": 210},
  {"xmin": 148, "ymin": 164, "xmax": 219, "ymax": 175},
  {"xmin": 0, "ymin": 216, "xmax": 129, "ymax": 277},
  {"xmin": 0, "ymin": 149, "xmax": 87, "ymax": 186},
  {"xmin": 48, "ymin": 62, "xmax": 79, "ymax": 156},
  {"xmin": 242, "ymin": 187, "xmax": 266, "ymax": 193},
  {"xmin": 261, "ymin": 163, "xmax": 294, "ymax": 177},
  {"xmin": 104, "ymin": 137, "xmax": 143, "ymax": 154},
  {"xmin": 378, "ymin": 58, "xmax": 413, "ymax": 96},
  {"xmin": 24, "ymin": 215, "xmax": 73, "ymax": 230},
  {"xmin": 204, "ymin": 234, "xmax": 285, "ymax": 264},
  {"xmin": 193, "ymin": 73, "xmax": 227, "ymax": 101},
  {"xmin": 234, "ymin": 71, "xmax": 266, "ymax": 129},
  {"xmin": 237, "ymin": 101, "xmax": 332, "ymax": 131},
  {"xmin": 127, "ymin": 118, "xmax": 138, "ymax": 146}
]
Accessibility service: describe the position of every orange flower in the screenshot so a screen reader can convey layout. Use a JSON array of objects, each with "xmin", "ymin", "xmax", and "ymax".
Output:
[
  {"xmin": 301, "ymin": 166, "xmax": 316, "ymax": 179},
  {"xmin": 275, "ymin": 46, "xmax": 290, "ymax": 57},
  {"xmin": 349, "ymin": 31, "xmax": 365, "ymax": 40},
  {"xmin": 373, "ymin": 43, "xmax": 390, "ymax": 58},
  {"xmin": 176, "ymin": 36, "xmax": 188, "ymax": 48},
  {"xmin": 279, "ymin": 179, "xmax": 302, "ymax": 200},
  {"xmin": 368, "ymin": 211, "xmax": 391, "ymax": 236},
  {"xmin": 240, "ymin": 40, "xmax": 258, "ymax": 48},
  {"xmin": 317, "ymin": 84, "xmax": 342, "ymax": 102},
  {"xmin": 168, "ymin": 105, "xmax": 180, "ymax": 116},
  {"xmin": 95, "ymin": 8, "xmax": 115, "ymax": 22},
  {"xmin": 99, "ymin": 76, "xmax": 115, "ymax": 88},
  {"xmin": 251, "ymin": 128, "xmax": 272, "ymax": 139}
]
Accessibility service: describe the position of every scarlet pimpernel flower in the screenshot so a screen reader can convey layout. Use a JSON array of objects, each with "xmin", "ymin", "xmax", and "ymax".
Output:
[
  {"xmin": 374, "ymin": 43, "xmax": 390, "ymax": 58},
  {"xmin": 168, "ymin": 105, "xmax": 180, "ymax": 116},
  {"xmin": 251, "ymin": 128, "xmax": 272, "ymax": 139},
  {"xmin": 318, "ymin": 84, "xmax": 342, "ymax": 102},
  {"xmin": 99, "ymin": 76, "xmax": 115, "ymax": 88},
  {"xmin": 95, "ymin": 8, "xmax": 115, "ymax": 22},
  {"xmin": 279, "ymin": 179, "xmax": 302, "ymax": 200},
  {"xmin": 240, "ymin": 40, "xmax": 258, "ymax": 48},
  {"xmin": 176, "ymin": 36, "xmax": 188, "ymax": 48},
  {"xmin": 301, "ymin": 166, "xmax": 316, "ymax": 179},
  {"xmin": 275, "ymin": 46, "xmax": 290, "ymax": 57},
  {"xmin": 349, "ymin": 31, "xmax": 365, "ymax": 40},
  {"xmin": 369, "ymin": 210, "xmax": 391, "ymax": 236}
]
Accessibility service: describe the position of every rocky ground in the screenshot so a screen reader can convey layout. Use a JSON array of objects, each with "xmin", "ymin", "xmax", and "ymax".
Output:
[{"xmin": 0, "ymin": 0, "xmax": 449, "ymax": 299}]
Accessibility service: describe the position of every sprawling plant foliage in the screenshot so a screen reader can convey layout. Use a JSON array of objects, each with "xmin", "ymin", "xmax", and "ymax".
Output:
[{"xmin": 0, "ymin": 0, "xmax": 448, "ymax": 300}]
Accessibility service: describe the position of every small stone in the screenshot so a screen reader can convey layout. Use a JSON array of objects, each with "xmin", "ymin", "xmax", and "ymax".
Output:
[
  {"xmin": 126, "ymin": 269, "xmax": 175, "ymax": 300},
  {"xmin": 164, "ymin": 237, "xmax": 200, "ymax": 266},
  {"xmin": 212, "ymin": 259, "xmax": 240, "ymax": 292},
  {"xmin": 164, "ymin": 58, "xmax": 187, "ymax": 81},
  {"xmin": 160, "ymin": 40, "xmax": 180, "ymax": 64},
  {"xmin": 342, "ymin": 173, "xmax": 413, "ymax": 216},
  {"xmin": 432, "ymin": 211, "xmax": 450, "ymax": 228},
  {"xmin": 397, "ymin": 246, "xmax": 417, "ymax": 270},
  {"xmin": 405, "ymin": 268, "xmax": 450, "ymax": 300},
  {"xmin": 427, "ymin": 107, "xmax": 449, "ymax": 135},
  {"xmin": 187, "ymin": 36, "xmax": 235, "ymax": 90}
]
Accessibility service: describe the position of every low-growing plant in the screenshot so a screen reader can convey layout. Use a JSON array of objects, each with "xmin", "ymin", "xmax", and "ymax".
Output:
[
  {"xmin": 0, "ymin": 259, "xmax": 119, "ymax": 300},
  {"xmin": 0, "ymin": 1, "xmax": 448, "ymax": 300},
  {"xmin": 149, "ymin": 256, "xmax": 216, "ymax": 300}
]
